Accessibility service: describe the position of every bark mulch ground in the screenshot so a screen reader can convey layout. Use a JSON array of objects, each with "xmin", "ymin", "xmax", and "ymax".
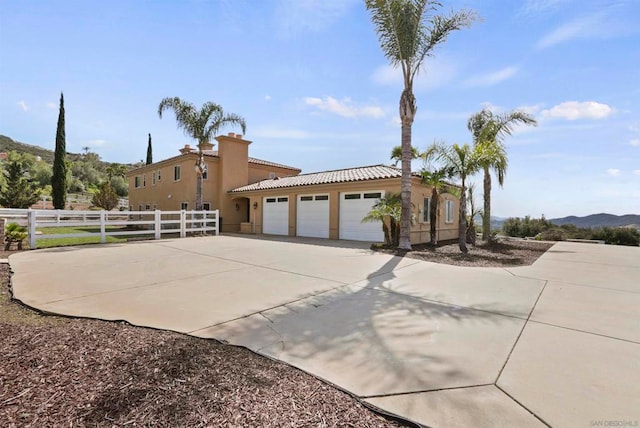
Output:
[
  {"xmin": 374, "ymin": 239, "xmax": 554, "ymax": 267},
  {"xmin": 0, "ymin": 259, "xmax": 407, "ymax": 427}
]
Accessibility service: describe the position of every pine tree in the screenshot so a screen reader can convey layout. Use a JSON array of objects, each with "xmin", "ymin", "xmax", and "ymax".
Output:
[
  {"xmin": 51, "ymin": 92, "xmax": 67, "ymax": 209},
  {"xmin": 0, "ymin": 154, "xmax": 41, "ymax": 208},
  {"xmin": 146, "ymin": 133, "xmax": 153, "ymax": 165}
]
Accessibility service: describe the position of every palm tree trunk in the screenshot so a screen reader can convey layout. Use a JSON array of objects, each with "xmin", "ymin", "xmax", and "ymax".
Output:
[
  {"xmin": 398, "ymin": 88, "xmax": 416, "ymax": 250},
  {"xmin": 430, "ymin": 188, "xmax": 438, "ymax": 246},
  {"xmin": 482, "ymin": 166, "xmax": 491, "ymax": 241},
  {"xmin": 459, "ymin": 182, "xmax": 468, "ymax": 253},
  {"xmin": 195, "ymin": 173, "xmax": 203, "ymax": 211}
]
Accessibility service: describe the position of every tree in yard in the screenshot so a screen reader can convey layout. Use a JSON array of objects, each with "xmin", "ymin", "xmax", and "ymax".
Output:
[
  {"xmin": 467, "ymin": 108, "xmax": 537, "ymax": 240},
  {"xmin": 390, "ymin": 145, "xmax": 421, "ymax": 167},
  {"xmin": 146, "ymin": 133, "xmax": 153, "ymax": 165},
  {"xmin": 365, "ymin": 0, "xmax": 476, "ymax": 249},
  {"xmin": 91, "ymin": 181, "xmax": 119, "ymax": 211},
  {"xmin": 362, "ymin": 192, "xmax": 402, "ymax": 246},
  {"xmin": 420, "ymin": 166, "xmax": 451, "ymax": 246},
  {"xmin": 425, "ymin": 142, "xmax": 480, "ymax": 253},
  {"xmin": 0, "ymin": 153, "xmax": 41, "ymax": 208},
  {"xmin": 52, "ymin": 92, "xmax": 67, "ymax": 209},
  {"xmin": 158, "ymin": 97, "xmax": 246, "ymax": 210},
  {"xmin": 465, "ymin": 183, "xmax": 482, "ymax": 245}
]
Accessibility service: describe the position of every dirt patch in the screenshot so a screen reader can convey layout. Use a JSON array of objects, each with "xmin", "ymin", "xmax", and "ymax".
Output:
[
  {"xmin": 0, "ymin": 264, "xmax": 405, "ymax": 427},
  {"xmin": 375, "ymin": 239, "xmax": 554, "ymax": 267}
]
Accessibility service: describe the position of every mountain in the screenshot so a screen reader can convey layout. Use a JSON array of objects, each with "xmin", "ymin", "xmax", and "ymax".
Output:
[
  {"xmin": 550, "ymin": 213, "xmax": 640, "ymax": 229},
  {"xmin": 0, "ymin": 134, "xmax": 61, "ymax": 163}
]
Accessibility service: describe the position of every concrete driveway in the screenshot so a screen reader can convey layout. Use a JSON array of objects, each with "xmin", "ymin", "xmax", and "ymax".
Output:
[{"xmin": 9, "ymin": 236, "xmax": 640, "ymax": 427}]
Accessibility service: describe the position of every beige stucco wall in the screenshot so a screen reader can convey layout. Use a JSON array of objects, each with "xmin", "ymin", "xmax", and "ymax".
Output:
[{"xmin": 235, "ymin": 177, "xmax": 459, "ymax": 244}]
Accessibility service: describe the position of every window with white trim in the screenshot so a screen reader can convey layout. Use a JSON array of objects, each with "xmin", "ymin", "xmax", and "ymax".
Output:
[
  {"xmin": 174, "ymin": 165, "xmax": 181, "ymax": 181},
  {"xmin": 180, "ymin": 202, "xmax": 188, "ymax": 210},
  {"xmin": 422, "ymin": 198, "xmax": 431, "ymax": 223},
  {"xmin": 157, "ymin": 169, "xmax": 162, "ymax": 181},
  {"xmin": 203, "ymin": 203, "xmax": 211, "ymax": 211},
  {"xmin": 445, "ymin": 200, "xmax": 454, "ymax": 224},
  {"xmin": 152, "ymin": 171, "xmax": 156, "ymax": 185},
  {"xmin": 134, "ymin": 176, "xmax": 141, "ymax": 188},
  {"xmin": 143, "ymin": 174, "xmax": 146, "ymax": 187}
]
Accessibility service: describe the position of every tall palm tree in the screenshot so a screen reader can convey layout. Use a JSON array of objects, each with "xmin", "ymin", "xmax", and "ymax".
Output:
[
  {"xmin": 467, "ymin": 108, "xmax": 537, "ymax": 240},
  {"xmin": 420, "ymin": 167, "xmax": 451, "ymax": 246},
  {"xmin": 390, "ymin": 145, "xmax": 421, "ymax": 167},
  {"xmin": 365, "ymin": 0, "xmax": 476, "ymax": 250},
  {"xmin": 425, "ymin": 142, "xmax": 480, "ymax": 253},
  {"xmin": 158, "ymin": 97, "xmax": 246, "ymax": 210}
]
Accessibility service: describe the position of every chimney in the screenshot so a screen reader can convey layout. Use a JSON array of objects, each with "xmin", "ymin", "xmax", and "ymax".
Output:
[
  {"xmin": 200, "ymin": 141, "xmax": 214, "ymax": 151},
  {"xmin": 235, "ymin": 134, "xmax": 243, "ymax": 139},
  {"xmin": 179, "ymin": 144, "xmax": 192, "ymax": 154}
]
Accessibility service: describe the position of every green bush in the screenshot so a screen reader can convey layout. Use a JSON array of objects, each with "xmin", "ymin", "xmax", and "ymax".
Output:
[
  {"xmin": 540, "ymin": 228, "xmax": 567, "ymax": 241},
  {"xmin": 591, "ymin": 227, "xmax": 640, "ymax": 246}
]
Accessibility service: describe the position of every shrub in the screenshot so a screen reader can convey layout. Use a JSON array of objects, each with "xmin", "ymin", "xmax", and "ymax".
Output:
[
  {"xmin": 540, "ymin": 228, "xmax": 567, "ymax": 241},
  {"xmin": 4, "ymin": 222, "xmax": 27, "ymax": 250},
  {"xmin": 591, "ymin": 227, "xmax": 639, "ymax": 246}
]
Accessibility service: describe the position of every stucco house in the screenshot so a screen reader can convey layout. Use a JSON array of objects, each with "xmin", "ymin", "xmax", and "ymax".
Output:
[{"xmin": 126, "ymin": 132, "xmax": 459, "ymax": 243}]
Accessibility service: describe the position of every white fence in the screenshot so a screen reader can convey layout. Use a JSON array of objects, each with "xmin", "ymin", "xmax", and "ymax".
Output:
[{"xmin": 0, "ymin": 208, "xmax": 219, "ymax": 249}]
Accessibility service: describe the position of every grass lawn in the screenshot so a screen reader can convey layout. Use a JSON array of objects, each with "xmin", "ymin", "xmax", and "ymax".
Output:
[{"xmin": 35, "ymin": 226, "xmax": 129, "ymax": 248}]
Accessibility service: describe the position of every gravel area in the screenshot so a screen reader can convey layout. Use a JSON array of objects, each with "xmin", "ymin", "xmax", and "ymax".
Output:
[
  {"xmin": 374, "ymin": 239, "xmax": 554, "ymax": 267},
  {"xmin": 0, "ymin": 263, "xmax": 406, "ymax": 427}
]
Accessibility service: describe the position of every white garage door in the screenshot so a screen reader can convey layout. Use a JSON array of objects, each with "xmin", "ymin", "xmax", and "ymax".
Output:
[
  {"xmin": 339, "ymin": 191, "xmax": 385, "ymax": 242},
  {"xmin": 263, "ymin": 196, "xmax": 289, "ymax": 235},
  {"xmin": 297, "ymin": 194, "xmax": 330, "ymax": 238}
]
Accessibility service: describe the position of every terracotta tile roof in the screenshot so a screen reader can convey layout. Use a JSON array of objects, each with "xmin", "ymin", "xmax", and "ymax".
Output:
[
  {"xmin": 230, "ymin": 164, "xmax": 405, "ymax": 193},
  {"xmin": 200, "ymin": 150, "xmax": 300, "ymax": 172}
]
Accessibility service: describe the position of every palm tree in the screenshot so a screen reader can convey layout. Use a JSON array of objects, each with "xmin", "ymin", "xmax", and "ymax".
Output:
[
  {"xmin": 158, "ymin": 97, "xmax": 246, "ymax": 210},
  {"xmin": 466, "ymin": 183, "xmax": 482, "ymax": 246},
  {"xmin": 362, "ymin": 192, "xmax": 402, "ymax": 246},
  {"xmin": 425, "ymin": 142, "xmax": 480, "ymax": 253},
  {"xmin": 467, "ymin": 108, "xmax": 537, "ymax": 240},
  {"xmin": 390, "ymin": 145, "xmax": 421, "ymax": 167},
  {"xmin": 365, "ymin": 0, "xmax": 476, "ymax": 250},
  {"xmin": 420, "ymin": 167, "xmax": 451, "ymax": 246},
  {"xmin": 105, "ymin": 163, "xmax": 127, "ymax": 180}
]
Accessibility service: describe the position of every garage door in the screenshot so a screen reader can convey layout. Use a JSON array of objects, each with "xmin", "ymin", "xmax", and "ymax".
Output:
[
  {"xmin": 263, "ymin": 196, "xmax": 289, "ymax": 235},
  {"xmin": 297, "ymin": 194, "xmax": 329, "ymax": 238},
  {"xmin": 339, "ymin": 191, "xmax": 385, "ymax": 242}
]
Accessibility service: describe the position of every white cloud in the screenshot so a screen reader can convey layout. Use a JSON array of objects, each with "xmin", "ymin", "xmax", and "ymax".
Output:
[
  {"xmin": 630, "ymin": 139, "xmax": 640, "ymax": 147},
  {"xmin": 536, "ymin": 7, "xmax": 637, "ymax": 50},
  {"xmin": 633, "ymin": 170, "xmax": 640, "ymax": 176},
  {"xmin": 304, "ymin": 96, "xmax": 385, "ymax": 119},
  {"xmin": 541, "ymin": 101, "xmax": 614, "ymax": 120},
  {"xmin": 17, "ymin": 101, "xmax": 28, "ymax": 112},
  {"xmin": 516, "ymin": 104, "xmax": 544, "ymax": 116},
  {"xmin": 464, "ymin": 66, "xmax": 518, "ymax": 87},
  {"xmin": 264, "ymin": 95, "xmax": 272, "ymax": 102},
  {"xmin": 606, "ymin": 168, "xmax": 621, "ymax": 177},
  {"xmin": 520, "ymin": 0, "xmax": 570, "ymax": 15},
  {"xmin": 371, "ymin": 55, "xmax": 458, "ymax": 92}
]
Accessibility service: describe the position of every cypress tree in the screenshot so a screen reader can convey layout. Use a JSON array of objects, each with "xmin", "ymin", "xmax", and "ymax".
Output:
[
  {"xmin": 51, "ymin": 92, "xmax": 67, "ymax": 209},
  {"xmin": 146, "ymin": 133, "xmax": 153, "ymax": 165}
]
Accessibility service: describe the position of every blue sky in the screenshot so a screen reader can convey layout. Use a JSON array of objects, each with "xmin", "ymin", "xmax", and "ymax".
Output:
[{"xmin": 1, "ymin": 0, "xmax": 639, "ymax": 218}]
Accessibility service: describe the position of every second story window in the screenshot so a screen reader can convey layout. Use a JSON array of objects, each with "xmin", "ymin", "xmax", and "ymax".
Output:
[
  {"xmin": 157, "ymin": 169, "xmax": 162, "ymax": 181},
  {"xmin": 174, "ymin": 165, "xmax": 181, "ymax": 181},
  {"xmin": 134, "ymin": 176, "xmax": 141, "ymax": 188}
]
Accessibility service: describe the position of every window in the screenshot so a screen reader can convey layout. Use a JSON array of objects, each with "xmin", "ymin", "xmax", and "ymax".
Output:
[
  {"xmin": 202, "ymin": 164, "xmax": 208, "ymax": 180},
  {"xmin": 300, "ymin": 196, "xmax": 313, "ymax": 202},
  {"xmin": 143, "ymin": 174, "xmax": 146, "ymax": 187},
  {"xmin": 134, "ymin": 176, "xmax": 141, "ymax": 188},
  {"xmin": 315, "ymin": 195, "xmax": 329, "ymax": 201},
  {"xmin": 181, "ymin": 202, "xmax": 188, "ymax": 210},
  {"xmin": 157, "ymin": 170, "xmax": 162, "ymax": 181},
  {"xmin": 203, "ymin": 203, "xmax": 211, "ymax": 211},
  {"xmin": 266, "ymin": 198, "xmax": 276, "ymax": 203},
  {"xmin": 423, "ymin": 198, "xmax": 431, "ymax": 223},
  {"xmin": 344, "ymin": 194, "xmax": 361, "ymax": 200},
  {"xmin": 277, "ymin": 197, "xmax": 288, "ymax": 202},
  {"xmin": 145, "ymin": 204, "xmax": 151, "ymax": 211},
  {"xmin": 138, "ymin": 204, "xmax": 143, "ymax": 211},
  {"xmin": 445, "ymin": 200, "xmax": 454, "ymax": 224},
  {"xmin": 174, "ymin": 165, "xmax": 181, "ymax": 181},
  {"xmin": 152, "ymin": 172, "xmax": 156, "ymax": 185},
  {"xmin": 364, "ymin": 192, "xmax": 382, "ymax": 199},
  {"xmin": 153, "ymin": 204, "xmax": 157, "ymax": 210}
]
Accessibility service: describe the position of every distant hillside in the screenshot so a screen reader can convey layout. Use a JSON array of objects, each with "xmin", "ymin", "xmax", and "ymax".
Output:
[
  {"xmin": 0, "ymin": 134, "xmax": 63, "ymax": 163},
  {"xmin": 550, "ymin": 213, "xmax": 640, "ymax": 229}
]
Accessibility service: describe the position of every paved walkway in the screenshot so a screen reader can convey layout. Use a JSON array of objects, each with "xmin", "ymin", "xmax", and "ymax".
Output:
[{"xmin": 9, "ymin": 236, "xmax": 640, "ymax": 427}]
